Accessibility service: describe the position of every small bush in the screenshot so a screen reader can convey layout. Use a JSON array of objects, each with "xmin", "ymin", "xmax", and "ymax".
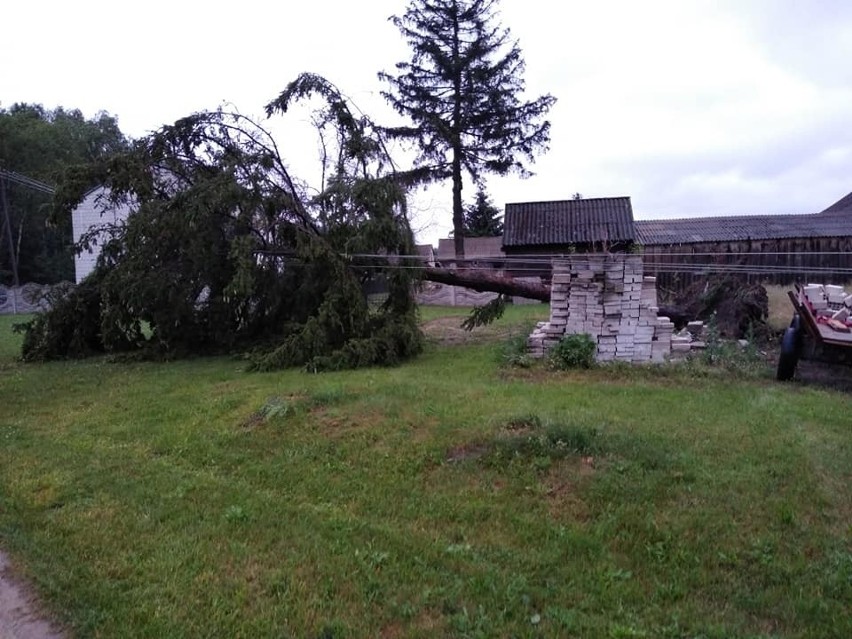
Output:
[{"xmin": 549, "ymin": 333, "xmax": 596, "ymax": 370}]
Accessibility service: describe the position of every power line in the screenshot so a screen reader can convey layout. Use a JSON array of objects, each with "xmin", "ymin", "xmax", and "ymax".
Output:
[
  {"xmin": 0, "ymin": 169, "xmax": 55, "ymax": 196},
  {"xmin": 321, "ymin": 251, "xmax": 852, "ymax": 263},
  {"xmin": 341, "ymin": 262, "xmax": 852, "ymax": 277},
  {"xmin": 0, "ymin": 169, "xmax": 55, "ymax": 290}
]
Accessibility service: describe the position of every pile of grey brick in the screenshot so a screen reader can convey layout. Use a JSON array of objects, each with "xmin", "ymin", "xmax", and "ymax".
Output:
[
  {"xmin": 528, "ymin": 254, "xmax": 693, "ymax": 363},
  {"xmin": 670, "ymin": 321, "xmax": 708, "ymax": 358}
]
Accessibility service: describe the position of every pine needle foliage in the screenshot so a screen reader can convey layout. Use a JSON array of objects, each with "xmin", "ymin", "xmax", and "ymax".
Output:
[
  {"xmin": 380, "ymin": 0, "xmax": 555, "ymax": 258},
  {"xmin": 461, "ymin": 293, "xmax": 508, "ymax": 331},
  {"xmin": 463, "ymin": 187, "xmax": 503, "ymax": 237},
  {"xmin": 21, "ymin": 76, "xmax": 422, "ymax": 370}
]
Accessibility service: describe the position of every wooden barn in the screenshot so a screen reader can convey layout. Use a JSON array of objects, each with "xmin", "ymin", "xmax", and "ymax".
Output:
[
  {"xmin": 496, "ymin": 192, "xmax": 852, "ymax": 287},
  {"xmin": 636, "ymin": 193, "xmax": 852, "ymax": 289}
]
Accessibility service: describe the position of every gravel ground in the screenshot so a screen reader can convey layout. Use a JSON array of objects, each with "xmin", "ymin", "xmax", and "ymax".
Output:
[{"xmin": 0, "ymin": 551, "xmax": 65, "ymax": 639}]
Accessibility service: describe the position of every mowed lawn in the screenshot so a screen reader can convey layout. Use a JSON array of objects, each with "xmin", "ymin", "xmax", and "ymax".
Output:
[{"xmin": 0, "ymin": 309, "xmax": 849, "ymax": 638}]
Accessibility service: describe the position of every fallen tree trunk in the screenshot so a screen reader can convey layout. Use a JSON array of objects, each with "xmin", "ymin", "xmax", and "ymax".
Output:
[
  {"xmin": 422, "ymin": 268, "xmax": 694, "ymax": 325},
  {"xmin": 423, "ymin": 267, "xmax": 550, "ymax": 302}
]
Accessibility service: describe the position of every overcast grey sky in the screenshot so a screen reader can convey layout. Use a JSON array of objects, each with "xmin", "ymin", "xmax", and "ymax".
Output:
[{"xmin": 3, "ymin": 0, "xmax": 852, "ymax": 243}]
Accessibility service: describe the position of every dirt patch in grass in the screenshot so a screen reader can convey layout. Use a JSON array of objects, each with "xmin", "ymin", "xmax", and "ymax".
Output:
[
  {"xmin": 500, "ymin": 414, "xmax": 542, "ymax": 437},
  {"xmin": 422, "ymin": 317, "xmax": 493, "ymax": 345},
  {"xmin": 0, "ymin": 551, "xmax": 65, "ymax": 639},
  {"xmin": 421, "ymin": 311, "xmax": 544, "ymax": 346},
  {"xmin": 543, "ymin": 457, "xmax": 596, "ymax": 520},
  {"xmin": 445, "ymin": 443, "xmax": 489, "ymax": 463}
]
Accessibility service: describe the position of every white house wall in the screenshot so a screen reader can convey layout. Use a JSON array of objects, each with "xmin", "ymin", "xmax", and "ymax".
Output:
[{"xmin": 71, "ymin": 187, "xmax": 131, "ymax": 283}]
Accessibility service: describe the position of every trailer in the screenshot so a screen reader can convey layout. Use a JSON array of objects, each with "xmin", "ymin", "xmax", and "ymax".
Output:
[{"xmin": 777, "ymin": 284, "xmax": 852, "ymax": 381}]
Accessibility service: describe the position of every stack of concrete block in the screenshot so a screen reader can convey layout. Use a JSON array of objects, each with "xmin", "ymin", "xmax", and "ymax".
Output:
[
  {"xmin": 668, "ymin": 321, "xmax": 710, "ymax": 359},
  {"xmin": 686, "ymin": 321, "xmax": 708, "ymax": 347},
  {"xmin": 670, "ymin": 330, "xmax": 694, "ymax": 358},
  {"xmin": 825, "ymin": 284, "xmax": 847, "ymax": 306},
  {"xmin": 526, "ymin": 321, "xmax": 550, "ymax": 357},
  {"xmin": 804, "ymin": 284, "xmax": 831, "ymax": 317},
  {"xmin": 564, "ymin": 256, "xmax": 605, "ymax": 337},
  {"xmin": 528, "ymin": 254, "xmax": 683, "ymax": 364},
  {"xmin": 646, "ymin": 276, "xmax": 676, "ymax": 362},
  {"xmin": 653, "ymin": 316, "xmax": 675, "ymax": 362},
  {"xmin": 526, "ymin": 264, "xmax": 570, "ymax": 357},
  {"xmin": 802, "ymin": 282, "xmax": 852, "ymax": 324}
]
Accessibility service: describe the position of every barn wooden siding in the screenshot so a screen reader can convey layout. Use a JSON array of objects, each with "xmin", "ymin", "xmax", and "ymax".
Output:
[{"xmin": 642, "ymin": 236, "xmax": 852, "ymax": 298}]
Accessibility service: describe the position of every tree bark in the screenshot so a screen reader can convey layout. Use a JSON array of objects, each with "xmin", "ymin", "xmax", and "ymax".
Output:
[
  {"xmin": 449, "ymin": 4, "xmax": 466, "ymax": 263},
  {"xmin": 423, "ymin": 267, "xmax": 550, "ymax": 301},
  {"xmin": 422, "ymin": 268, "xmax": 688, "ymax": 324}
]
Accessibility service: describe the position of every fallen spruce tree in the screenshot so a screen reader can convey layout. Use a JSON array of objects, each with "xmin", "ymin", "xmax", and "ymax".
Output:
[{"xmin": 21, "ymin": 76, "xmax": 424, "ymax": 371}]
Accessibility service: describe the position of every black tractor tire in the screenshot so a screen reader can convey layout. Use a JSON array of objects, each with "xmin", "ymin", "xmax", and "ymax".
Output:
[{"xmin": 776, "ymin": 324, "xmax": 800, "ymax": 381}]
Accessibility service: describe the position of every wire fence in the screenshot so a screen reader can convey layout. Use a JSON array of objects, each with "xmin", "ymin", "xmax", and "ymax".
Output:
[{"xmin": 0, "ymin": 283, "xmax": 66, "ymax": 315}]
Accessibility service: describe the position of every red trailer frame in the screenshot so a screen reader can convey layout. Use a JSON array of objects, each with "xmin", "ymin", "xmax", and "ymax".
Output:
[{"xmin": 777, "ymin": 285, "xmax": 852, "ymax": 380}]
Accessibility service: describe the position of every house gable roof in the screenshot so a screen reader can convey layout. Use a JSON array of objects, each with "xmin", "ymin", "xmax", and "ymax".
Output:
[{"xmin": 503, "ymin": 197, "xmax": 635, "ymax": 248}]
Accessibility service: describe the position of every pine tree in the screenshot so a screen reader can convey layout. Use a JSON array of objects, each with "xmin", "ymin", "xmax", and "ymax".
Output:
[
  {"xmin": 463, "ymin": 187, "xmax": 503, "ymax": 236},
  {"xmin": 379, "ymin": 0, "xmax": 555, "ymax": 259}
]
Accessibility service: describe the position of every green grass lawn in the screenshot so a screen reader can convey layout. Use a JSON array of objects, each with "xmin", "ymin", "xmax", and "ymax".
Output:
[{"xmin": 0, "ymin": 307, "xmax": 849, "ymax": 637}]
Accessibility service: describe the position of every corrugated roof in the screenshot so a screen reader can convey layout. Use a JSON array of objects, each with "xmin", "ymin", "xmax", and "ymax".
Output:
[
  {"xmin": 503, "ymin": 197, "xmax": 635, "ymax": 247},
  {"xmin": 635, "ymin": 211, "xmax": 852, "ymax": 245}
]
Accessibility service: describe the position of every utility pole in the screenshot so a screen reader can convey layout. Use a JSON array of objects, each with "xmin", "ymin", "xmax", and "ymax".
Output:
[
  {"xmin": 0, "ymin": 169, "xmax": 55, "ymax": 313},
  {"xmin": 0, "ymin": 173, "xmax": 20, "ymax": 287},
  {"xmin": 0, "ymin": 175, "xmax": 19, "ymax": 313}
]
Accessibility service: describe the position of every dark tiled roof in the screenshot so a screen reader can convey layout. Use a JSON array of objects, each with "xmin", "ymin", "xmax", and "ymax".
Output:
[
  {"xmin": 821, "ymin": 191, "xmax": 852, "ymax": 214},
  {"xmin": 635, "ymin": 212, "xmax": 852, "ymax": 245},
  {"xmin": 503, "ymin": 197, "xmax": 635, "ymax": 247}
]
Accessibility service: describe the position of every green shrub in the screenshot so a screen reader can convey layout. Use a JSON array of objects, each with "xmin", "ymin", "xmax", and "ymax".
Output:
[
  {"xmin": 497, "ymin": 332, "xmax": 533, "ymax": 368},
  {"xmin": 549, "ymin": 333, "xmax": 596, "ymax": 370}
]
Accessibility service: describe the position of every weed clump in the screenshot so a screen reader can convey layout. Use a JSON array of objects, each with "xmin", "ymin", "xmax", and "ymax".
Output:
[
  {"xmin": 692, "ymin": 316, "xmax": 768, "ymax": 378},
  {"xmin": 549, "ymin": 333, "xmax": 596, "ymax": 370},
  {"xmin": 504, "ymin": 413, "xmax": 543, "ymax": 431},
  {"xmin": 487, "ymin": 415, "xmax": 601, "ymax": 466},
  {"xmin": 497, "ymin": 333, "xmax": 534, "ymax": 368}
]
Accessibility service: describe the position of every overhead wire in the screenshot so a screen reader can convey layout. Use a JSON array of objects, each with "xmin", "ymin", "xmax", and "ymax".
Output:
[
  {"xmin": 323, "ymin": 250, "xmax": 852, "ymax": 278},
  {"xmin": 0, "ymin": 169, "xmax": 55, "ymax": 195}
]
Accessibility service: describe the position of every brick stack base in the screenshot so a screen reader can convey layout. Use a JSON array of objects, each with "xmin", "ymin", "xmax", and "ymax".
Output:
[{"xmin": 528, "ymin": 254, "xmax": 680, "ymax": 363}]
